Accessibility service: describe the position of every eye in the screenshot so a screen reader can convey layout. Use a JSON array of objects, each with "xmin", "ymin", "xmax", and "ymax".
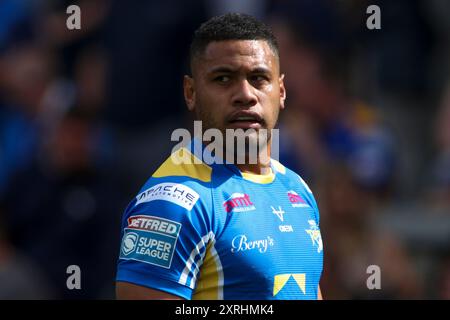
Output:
[
  {"xmin": 214, "ymin": 75, "xmax": 231, "ymax": 83},
  {"xmin": 251, "ymin": 75, "xmax": 270, "ymax": 83}
]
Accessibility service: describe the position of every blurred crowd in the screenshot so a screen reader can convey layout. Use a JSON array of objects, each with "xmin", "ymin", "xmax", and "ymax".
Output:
[{"xmin": 0, "ymin": 0, "xmax": 449, "ymax": 299}]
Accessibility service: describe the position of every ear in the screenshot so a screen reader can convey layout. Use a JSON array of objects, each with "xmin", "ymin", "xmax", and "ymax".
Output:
[
  {"xmin": 183, "ymin": 75, "xmax": 196, "ymax": 111},
  {"xmin": 279, "ymin": 73, "xmax": 286, "ymax": 110}
]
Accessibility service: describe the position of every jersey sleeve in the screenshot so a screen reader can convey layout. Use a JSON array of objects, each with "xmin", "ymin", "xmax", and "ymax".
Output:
[
  {"xmin": 297, "ymin": 174, "xmax": 321, "ymax": 226},
  {"xmin": 116, "ymin": 177, "xmax": 214, "ymax": 299}
]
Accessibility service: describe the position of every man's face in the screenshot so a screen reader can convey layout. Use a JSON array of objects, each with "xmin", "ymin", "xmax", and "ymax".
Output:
[{"xmin": 184, "ymin": 40, "xmax": 286, "ymax": 145}]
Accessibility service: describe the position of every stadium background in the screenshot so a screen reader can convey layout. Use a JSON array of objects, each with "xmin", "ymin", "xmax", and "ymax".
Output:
[{"xmin": 0, "ymin": 0, "xmax": 449, "ymax": 299}]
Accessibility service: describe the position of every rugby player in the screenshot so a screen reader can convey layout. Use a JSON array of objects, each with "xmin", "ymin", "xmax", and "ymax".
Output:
[{"xmin": 116, "ymin": 13, "xmax": 323, "ymax": 300}]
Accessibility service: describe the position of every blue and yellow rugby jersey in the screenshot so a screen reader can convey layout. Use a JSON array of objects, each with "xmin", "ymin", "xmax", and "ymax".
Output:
[{"xmin": 116, "ymin": 139, "xmax": 323, "ymax": 299}]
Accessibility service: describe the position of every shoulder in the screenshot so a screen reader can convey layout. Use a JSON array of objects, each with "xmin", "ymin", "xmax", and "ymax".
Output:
[
  {"xmin": 272, "ymin": 158, "xmax": 313, "ymax": 193},
  {"xmin": 126, "ymin": 147, "xmax": 214, "ymax": 217},
  {"xmin": 272, "ymin": 158, "xmax": 320, "ymax": 219},
  {"xmin": 142, "ymin": 147, "xmax": 213, "ymax": 196},
  {"xmin": 151, "ymin": 147, "xmax": 213, "ymax": 184}
]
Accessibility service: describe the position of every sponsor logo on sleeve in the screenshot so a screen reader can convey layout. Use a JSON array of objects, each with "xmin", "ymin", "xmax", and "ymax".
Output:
[
  {"xmin": 223, "ymin": 193, "xmax": 256, "ymax": 213},
  {"xmin": 120, "ymin": 215, "xmax": 182, "ymax": 268},
  {"xmin": 135, "ymin": 183, "xmax": 199, "ymax": 210},
  {"xmin": 305, "ymin": 220, "xmax": 323, "ymax": 253},
  {"xmin": 122, "ymin": 232, "xmax": 139, "ymax": 255},
  {"xmin": 287, "ymin": 190, "xmax": 310, "ymax": 208}
]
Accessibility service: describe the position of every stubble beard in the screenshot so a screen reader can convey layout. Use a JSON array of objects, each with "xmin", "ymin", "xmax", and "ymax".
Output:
[{"xmin": 195, "ymin": 104, "xmax": 273, "ymax": 165}]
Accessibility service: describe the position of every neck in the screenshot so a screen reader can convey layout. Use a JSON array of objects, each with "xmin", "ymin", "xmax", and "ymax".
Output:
[
  {"xmin": 201, "ymin": 136, "xmax": 273, "ymax": 175},
  {"xmin": 237, "ymin": 163, "xmax": 272, "ymax": 175},
  {"xmin": 236, "ymin": 141, "xmax": 272, "ymax": 175}
]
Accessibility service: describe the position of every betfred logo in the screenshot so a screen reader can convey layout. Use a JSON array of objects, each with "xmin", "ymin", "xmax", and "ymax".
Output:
[
  {"xmin": 120, "ymin": 215, "xmax": 182, "ymax": 269},
  {"xmin": 223, "ymin": 193, "xmax": 256, "ymax": 213},
  {"xmin": 127, "ymin": 215, "xmax": 181, "ymax": 236},
  {"xmin": 287, "ymin": 190, "xmax": 310, "ymax": 208}
]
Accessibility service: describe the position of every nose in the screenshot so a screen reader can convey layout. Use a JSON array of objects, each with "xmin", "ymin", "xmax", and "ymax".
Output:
[{"xmin": 231, "ymin": 79, "xmax": 257, "ymax": 108}]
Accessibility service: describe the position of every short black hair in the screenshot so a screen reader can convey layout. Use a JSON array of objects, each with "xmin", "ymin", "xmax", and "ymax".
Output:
[{"xmin": 189, "ymin": 13, "xmax": 279, "ymax": 73}]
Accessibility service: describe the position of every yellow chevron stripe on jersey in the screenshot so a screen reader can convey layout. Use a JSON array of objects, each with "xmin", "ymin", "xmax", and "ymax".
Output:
[
  {"xmin": 273, "ymin": 273, "xmax": 306, "ymax": 296},
  {"xmin": 152, "ymin": 148, "xmax": 212, "ymax": 182},
  {"xmin": 292, "ymin": 274, "xmax": 306, "ymax": 294},
  {"xmin": 192, "ymin": 241, "xmax": 223, "ymax": 300},
  {"xmin": 273, "ymin": 274, "xmax": 291, "ymax": 296}
]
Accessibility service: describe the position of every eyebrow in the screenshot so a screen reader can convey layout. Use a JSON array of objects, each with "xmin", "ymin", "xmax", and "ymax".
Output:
[
  {"xmin": 208, "ymin": 66, "xmax": 236, "ymax": 74},
  {"xmin": 208, "ymin": 66, "xmax": 272, "ymax": 74},
  {"xmin": 251, "ymin": 67, "xmax": 271, "ymax": 74}
]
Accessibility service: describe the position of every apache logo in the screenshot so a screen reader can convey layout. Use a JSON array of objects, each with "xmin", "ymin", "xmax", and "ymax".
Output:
[
  {"xmin": 223, "ymin": 193, "xmax": 256, "ymax": 213},
  {"xmin": 135, "ymin": 183, "xmax": 199, "ymax": 211},
  {"xmin": 287, "ymin": 190, "xmax": 310, "ymax": 208}
]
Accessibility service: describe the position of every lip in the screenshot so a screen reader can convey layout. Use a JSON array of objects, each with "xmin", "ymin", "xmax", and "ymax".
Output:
[{"xmin": 227, "ymin": 111, "xmax": 264, "ymax": 129}]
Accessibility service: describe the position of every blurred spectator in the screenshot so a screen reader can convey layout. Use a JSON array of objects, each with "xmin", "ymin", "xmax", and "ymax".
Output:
[
  {"xmin": 270, "ymin": 15, "xmax": 396, "ymax": 197},
  {"xmin": 0, "ymin": 0, "xmax": 37, "ymax": 52},
  {"xmin": 1, "ymin": 110, "xmax": 123, "ymax": 299},
  {"xmin": 40, "ymin": 0, "xmax": 110, "ymax": 77},
  {"xmin": 74, "ymin": 46, "xmax": 107, "ymax": 116},
  {"xmin": 103, "ymin": 0, "xmax": 208, "ymax": 193},
  {"xmin": 0, "ymin": 43, "xmax": 75, "ymax": 196},
  {"xmin": 427, "ymin": 83, "xmax": 450, "ymax": 206},
  {"xmin": 0, "ymin": 212, "xmax": 54, "ymax": 299},
  {"xmin": 438, "ymin": 256, "xmax": 450, "ymax": 299},
  {"xmin": 268, "ymin": 3, "xmax": 429, "ymax": 300},
  {"xmin": 318, "ymin": 165, "xmax": 424, "ymax": 299}
]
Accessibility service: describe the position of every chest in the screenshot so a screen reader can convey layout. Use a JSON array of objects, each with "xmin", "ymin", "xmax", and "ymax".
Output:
[{"xmin": 209, "ymin": 180, "xmax": 323, "ymax": 298}]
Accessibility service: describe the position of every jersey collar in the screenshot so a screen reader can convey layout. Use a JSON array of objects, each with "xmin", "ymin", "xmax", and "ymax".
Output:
[{"xmin": 187, "ymin": 138, "xmax": 278, "ymax": 184}]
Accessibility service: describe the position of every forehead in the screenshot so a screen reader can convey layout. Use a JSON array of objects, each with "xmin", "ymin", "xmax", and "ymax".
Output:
[{"xmin": 194, "ymin": 40, "xmax": 279, "ymax": 74}]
